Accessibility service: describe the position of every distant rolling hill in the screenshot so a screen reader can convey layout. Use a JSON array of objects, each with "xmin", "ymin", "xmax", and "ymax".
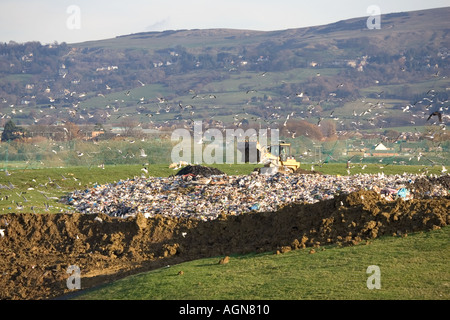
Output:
[
  {"xmin": 0, "ymin": 7, "xmax": 449, "ymax": 133},
  {"xmin": 75, "ymin": 7, "xmax": 449, "ymax": 52}
]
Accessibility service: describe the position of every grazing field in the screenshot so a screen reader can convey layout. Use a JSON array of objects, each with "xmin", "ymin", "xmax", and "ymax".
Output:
[{"xmin": 72, "ymin": 226, "xmax": 450, "ymax": 300}]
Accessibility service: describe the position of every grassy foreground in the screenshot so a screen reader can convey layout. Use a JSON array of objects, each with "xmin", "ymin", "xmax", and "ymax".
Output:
[{"xmin": 72, "ymin": 226, "xmax": 449, "ymax": 300}]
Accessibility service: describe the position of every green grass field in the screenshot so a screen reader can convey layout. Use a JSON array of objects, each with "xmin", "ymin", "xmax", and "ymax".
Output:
[{"xmin": 72, "ymin": 226, "xmax": 449, "ymax": 300}]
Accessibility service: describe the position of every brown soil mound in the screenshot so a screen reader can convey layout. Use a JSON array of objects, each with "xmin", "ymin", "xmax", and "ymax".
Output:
[
  {"xmin": 175, "ymin": 165, "xmax": 225, "ymax": 177},
  {"xmin": 0, "ymin": 191, "xmax": 448, "ymax": 300},
  {"xmin": 294, "ymin": 167, "xmax": 322, "ymax": 174}
]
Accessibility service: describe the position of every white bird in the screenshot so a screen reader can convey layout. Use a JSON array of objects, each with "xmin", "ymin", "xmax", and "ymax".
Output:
[
  {"xmin": 283, "ymin": 114, "xmax": 290, "ymax": 126},
  {"xmin": 139, "ymin": 148, "xmax": 147, "ymax": 158}
]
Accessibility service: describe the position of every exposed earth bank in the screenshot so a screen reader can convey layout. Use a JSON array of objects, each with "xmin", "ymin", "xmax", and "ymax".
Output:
[{"xmin": 0, "ymin": 190, "xmax": 449, "ymax": 300}]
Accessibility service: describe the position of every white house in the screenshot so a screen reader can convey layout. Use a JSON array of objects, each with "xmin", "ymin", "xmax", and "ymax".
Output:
[{"xmin": 374, "ymin": 142, "xmax": 388, "ymax": 151}]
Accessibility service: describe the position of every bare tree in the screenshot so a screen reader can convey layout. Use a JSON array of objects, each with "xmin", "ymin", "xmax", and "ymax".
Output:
[{"xmin": 119, "ymin": 118, "xmax": 140, "ymax": 137}]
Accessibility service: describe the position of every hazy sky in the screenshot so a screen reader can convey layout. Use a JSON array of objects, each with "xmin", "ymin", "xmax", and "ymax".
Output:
[{"xmin": 0, "ymin": 0, "xmax": 448, "ymax": 44}]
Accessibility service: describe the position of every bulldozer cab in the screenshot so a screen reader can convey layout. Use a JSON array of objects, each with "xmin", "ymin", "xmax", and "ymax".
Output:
[{"xmin": 270, "ymin": 143, "xmax": 292, "ymax": 162}]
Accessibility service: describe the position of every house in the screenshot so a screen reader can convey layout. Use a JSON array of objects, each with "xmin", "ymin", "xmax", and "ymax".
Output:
[
  {"xmin": 374, "ymin": 142, "xmax": 388, "ymax": 151},
  {"xmin": 371, "ymin": 142, "xmax": 398, "ymax": 157},
  {"xmin": 96, "ymin": 66, "xmax": 119, "ymax": 71}
]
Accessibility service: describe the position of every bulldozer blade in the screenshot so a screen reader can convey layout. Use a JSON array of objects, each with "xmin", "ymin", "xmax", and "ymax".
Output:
[{"xmin": 260, "ymin": 166, "xmax": 279, "ymax": 175}]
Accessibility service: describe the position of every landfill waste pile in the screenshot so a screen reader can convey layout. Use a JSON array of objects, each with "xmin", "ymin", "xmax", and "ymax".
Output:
[
  {"xmin": 407, "ymin": 175, "xmax": 450, "ymax": 196},
  {"xmin": 65, "ymin": 172, "xmax": 449, "ymax": 220}
]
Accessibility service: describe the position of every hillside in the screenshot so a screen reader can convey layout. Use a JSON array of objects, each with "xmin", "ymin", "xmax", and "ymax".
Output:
[{"xmin": 0, "ymin": 7, "xmax": 449, "ymax": 134}]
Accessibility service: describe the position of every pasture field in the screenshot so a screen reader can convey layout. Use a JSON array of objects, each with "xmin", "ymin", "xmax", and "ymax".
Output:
[{"xmin": 72, "ymin": 226, "xmax": 450, "ymax": 300}]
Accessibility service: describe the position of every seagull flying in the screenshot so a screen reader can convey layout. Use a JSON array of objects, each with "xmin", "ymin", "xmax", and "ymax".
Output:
[{"xmin": 139, "ymin": 148, "xmax": 148, "ymax": 158}]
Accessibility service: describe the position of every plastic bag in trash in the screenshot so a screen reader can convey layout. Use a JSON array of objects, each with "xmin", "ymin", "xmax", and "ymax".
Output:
[{"xmin": 397, "ymin": 188, "xmax": 410, "ymax": 198}]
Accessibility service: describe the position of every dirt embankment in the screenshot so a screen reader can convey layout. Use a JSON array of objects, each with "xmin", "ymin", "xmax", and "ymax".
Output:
[{"xmin": 0, "ymin": 190, "xmax": 449, "ymax": 300}]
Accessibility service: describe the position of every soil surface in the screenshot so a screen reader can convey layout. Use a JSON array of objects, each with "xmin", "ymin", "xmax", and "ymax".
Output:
[
  {"xmin": 0, "ymin": 189, "xmax": 448, "ymax": 300},
  {"xmin": 175, "ymin": 165, "xmax": 225, "ymax": 177}
]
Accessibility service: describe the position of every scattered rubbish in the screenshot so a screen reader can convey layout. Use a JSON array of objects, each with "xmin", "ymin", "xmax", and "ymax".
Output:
[
  {"xmin": 65, "ymin": 172, "xmax": 449, "ymax": 221},
  {"xmin": 396, "ymin": 187, "xmax": 412, "ymax": 200},
  {"xmin": 94, "ymin": 216, "xmax": 103, "ymax": 223}
]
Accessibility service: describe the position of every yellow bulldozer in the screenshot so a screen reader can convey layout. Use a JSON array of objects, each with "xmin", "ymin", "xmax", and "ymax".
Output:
[{"xmin": 256, "ymin": 141, "xmax": 300, "ymax": 174}]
